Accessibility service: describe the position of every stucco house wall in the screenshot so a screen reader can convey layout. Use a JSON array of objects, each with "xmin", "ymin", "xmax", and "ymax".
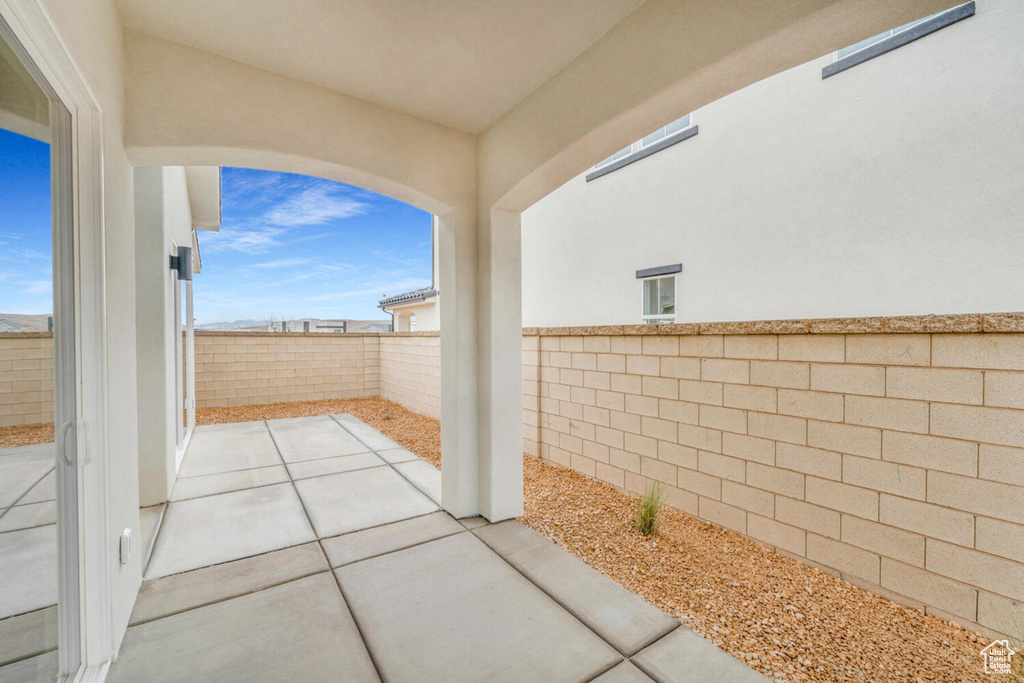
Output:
[
  {"xmin": 521, "ymin": 0, "xmax": 1024, "ymax": 328},
  {"xmin": 133, "ymin": 166, "xmax": 200, "ymax": 507}
]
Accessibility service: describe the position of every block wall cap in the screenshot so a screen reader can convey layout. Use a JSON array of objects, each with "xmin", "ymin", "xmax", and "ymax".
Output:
[{"xmin": 522, "ymin": 313, "xmax": 1024, "ymax": 337}]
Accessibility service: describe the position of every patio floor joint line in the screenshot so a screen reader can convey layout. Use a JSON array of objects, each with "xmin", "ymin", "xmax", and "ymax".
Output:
[{"xmin": 264, "ymin": 418, "xmax": 387, "ymax": 683}]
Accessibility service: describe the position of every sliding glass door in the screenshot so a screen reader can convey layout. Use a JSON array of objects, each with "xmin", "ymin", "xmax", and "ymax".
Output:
[{"xmin": 0, "ymin": 20, "xmax": 80, "ymax": 681}]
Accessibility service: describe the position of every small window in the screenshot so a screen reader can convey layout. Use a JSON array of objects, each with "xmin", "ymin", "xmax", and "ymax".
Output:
[
  {"xmin": 642, "ymin": 276, "xmax": 675, "ymax": 324},
  {"xmin": 641, "ymin": 113, "xmax": 692, "ymax": 149},
  {"xmin": 592, "ymin": 113, "xmax": 695, "ymax": 173},
  {"xmin": 823, "ymin": 2, "xmax": 974, "ymax": 78},
  {"xmin": 835, "ymin": 11, "xmax": 942, "ymax": 60}
]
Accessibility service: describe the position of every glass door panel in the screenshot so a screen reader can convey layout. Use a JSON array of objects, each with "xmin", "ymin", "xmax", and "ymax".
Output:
[{"xmin": 0, "ymin": 22, "xmax": 79, "ymax": 682}]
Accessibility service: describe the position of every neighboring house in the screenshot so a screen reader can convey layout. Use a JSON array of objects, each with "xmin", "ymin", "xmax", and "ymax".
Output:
[
  {"xmin": 351, "ymin": 321, "xmax": 392, "ymax": 333},
  {"xmin": 379, "ymin": 216, "xmax": 440, "ymax": 331},
  {"xmin": 0, "ymin": 314, "xmax": 53, "ymax": 332},
  {"xmin": 266, "ymin": 318, "xmax": 393, "ymax": 333},
  {"xmin": 521, "ymin": 2, "xmax": 1023, "ymax": 327}
]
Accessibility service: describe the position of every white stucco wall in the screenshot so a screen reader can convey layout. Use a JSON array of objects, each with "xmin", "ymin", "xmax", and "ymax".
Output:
[
  {"xmin": 134, "ymin": 166, "xmax": 193, "ymax": 508},
  {"xmin": 522, "ymin": 0, "xmax": 1024, "ymax": 327},
  {"xmin": 391, "ymin": 300, "xmax": 439, "ymax": 332}
]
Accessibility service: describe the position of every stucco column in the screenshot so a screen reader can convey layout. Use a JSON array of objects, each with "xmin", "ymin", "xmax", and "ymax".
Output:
[
  {"xmin": 133, "ymin": 167, "xmax": 177, "ymax": 507},
  {"xmin": 476, "ymin": 208, "xmax": 524, "ymax": 521},
  {"xmin": 439, "ymin": 208, "xmax": 480, "ymax": 518},
  {"xmin": 438, "ymin": 206, "xmax": 524, "ymax": 521}
]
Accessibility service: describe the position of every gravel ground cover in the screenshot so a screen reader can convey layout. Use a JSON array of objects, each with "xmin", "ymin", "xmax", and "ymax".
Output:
[
  {"xmin": 0, "ymin": 422, "xmax": 53, "ymax": 448},
  {"xmin": 194, "ymin": 397, "xmax": 1007, "ymax": 682},
  {"xmin": 2, "ymin": 397, "xmax": 1008, "ymax": 679}
]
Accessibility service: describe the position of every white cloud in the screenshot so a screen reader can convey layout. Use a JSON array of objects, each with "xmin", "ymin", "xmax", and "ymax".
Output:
[
  {"xmin": 252, "ymin": 258, "xmax": 313, "ymax": 269},
  {"xmin": 203, "ymin": 226, "xmax": 285, "ymax": 254},
  {"xmin": 305, "ymin": 278, "xmax": 430, "ymax": 302},
  {"xmin": 264, "ymin": 185, "xmax": 367, "ymax": 226},
  {"xmin": 20, "ymin": 280, "xmax": 52, "ymax": 295}
]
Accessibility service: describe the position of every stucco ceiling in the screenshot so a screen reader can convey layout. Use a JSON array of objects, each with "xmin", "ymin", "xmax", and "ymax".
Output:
[{"xmin": 115, "ymin": 0, "xmax": 647, "ymax": 133}]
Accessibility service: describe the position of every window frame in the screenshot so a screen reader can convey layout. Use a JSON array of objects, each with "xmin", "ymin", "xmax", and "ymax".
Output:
[{"xmin": 640, "ymin": 274, "xmax": 677, "ymax": 325}]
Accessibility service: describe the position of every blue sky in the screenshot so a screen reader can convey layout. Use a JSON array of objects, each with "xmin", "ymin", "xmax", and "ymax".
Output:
[
  {"xmin": 0, "ymin": 129, "xmax": 52, "ymax": 315},
  {"xmin": 0, "ymin": 131, "xmax": 431, "ymax": 322},
  {"xmin": 198, "ymin": 168, "xmax": 432, "ymax": 324}
]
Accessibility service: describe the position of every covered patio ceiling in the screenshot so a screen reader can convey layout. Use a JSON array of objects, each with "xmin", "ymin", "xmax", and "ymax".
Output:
[{"xmin": 114, "ymin": 0, "xmax": 646, "ymax": 133}]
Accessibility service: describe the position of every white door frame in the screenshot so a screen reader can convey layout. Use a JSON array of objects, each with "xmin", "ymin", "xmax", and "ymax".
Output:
[{"xmin": 0, "ymin": 1, "xmax": 113, "ymax": 680}]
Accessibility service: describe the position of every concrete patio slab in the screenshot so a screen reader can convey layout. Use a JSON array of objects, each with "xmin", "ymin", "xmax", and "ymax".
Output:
[
  {"xmin": 131, "ymin": 543, "xmax": 329, "ymax": 626},
  {"xmin": 285, "ymin": 452, "xmax": 385, "ymax": 480},
  {"xmin": 392, "ymin": 459, "xmax": 441, "ymax": 504},
  {"xmin": 17, "ymin": 471, "xmax": 54, "ymax": 505},
  {"xmin": 294, "ymin": 467, "xmax": 437, "ymax": 537},
  {"xmin": 474, "ymin": 521, "xmax": 678, "ymax": 656},
  {"xmin": 0, "ymin": 456, "xmax": 52, "ymax": 508},
  {"xmin": 336, "ymin": 532, "xmax": 620, "ymax": 683},
  {"xmin": 267, "ymin": 415, "xmax": 370, "ymax": 462},
  {"xmin": 593, "ymin": 660, "xmax": 656, "ymax": 683},
  {"xmin": 145, "ymin": 483, "xmax": 315, "ymax": 579},
  {"xmin": 374, "ymin": 446, "xmax": 420, "ymax": 464},
  {"xmin": 0, "ymin": 525, "xmax": 56, "ymax": 620},
  {"xmin": 0, "ymin": 651, "xmax": 57, "ymax": 683},
  {"xmin": 109, "ymin": 573, "xmax": 379, "ymax": 683},
  {"xmin": 170, "ymin": 464, "xmax": 290, "ymax": 501},
  {"xmin": 0, "ymin": 501, "xmax": 55, "ymax": 533},
  {"xmin": 333, "ymin": 414, "xmax": 400, "ymax": 451},
  {"xmin": 0, "ymin": 606, "xmax": 56, "ymax": 667},
  {"xmin": 632, "ymin": 627, "xmax": 768, "ymax": 683},
  {"xmin": 0, "ymin": 444, "xmax": 53, "ymax": 457},
  {"xmin": 177, "ymin": 423, "xmax": 281, "ymax": 478},
  {"xmin": 321, "ymin": 511, "xmax": 464, "ymax": 567}
]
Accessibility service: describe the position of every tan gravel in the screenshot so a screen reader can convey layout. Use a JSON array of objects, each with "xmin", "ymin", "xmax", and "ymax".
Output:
[
  {"xmin": 208, "ymin": 399, "xmax": 1011, "ymax": 680},
  {"xmin": 0, "ymin": 422, "xmax": 53, "ymax": 448}
]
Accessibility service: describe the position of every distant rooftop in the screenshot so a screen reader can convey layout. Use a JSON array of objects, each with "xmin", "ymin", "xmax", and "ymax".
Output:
[{"xmin": 378, "ymin": 288, "xmax": 438, "ymax": 308}]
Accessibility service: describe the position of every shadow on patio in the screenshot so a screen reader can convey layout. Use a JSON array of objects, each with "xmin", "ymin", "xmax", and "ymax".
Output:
[{"xmin": 109, "ymin": 415, "xmax": 765, "ymax": 682}]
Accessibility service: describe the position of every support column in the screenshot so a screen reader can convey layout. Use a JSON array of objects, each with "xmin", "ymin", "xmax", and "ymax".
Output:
[
  {"xmin": 133, "ymin": 167, "xmax": 177, "ymax": 507},
  {"xmin": 438, "ymin": 208, "xmax": 480, "ymax": 518},
  {"xmin": 438, "ymin": 206, "xmax": 524, "ymax": 522},
  {"xmin": 476, "ymin": 207, "xmax": 524, "ymax": 521}
]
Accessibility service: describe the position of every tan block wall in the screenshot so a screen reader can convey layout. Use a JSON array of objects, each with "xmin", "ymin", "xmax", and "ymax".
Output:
[
  {"xmin": 0, "ymin": 333, "xmax": 54, "ymax": 427},
  {"xmin": 379, "ymin": 333, "xmax": 441, "ymax": 419},
  {"xmin": 10, "ymin": 321, "xmax": 1015, "ymax": 637},
  {"xmin": 524, "ymin": 327, "xmax": 1024, "ymax": 639},
  {"xmin": 193, "ymin": 332, "xmax": 380, "ymax": 408}
]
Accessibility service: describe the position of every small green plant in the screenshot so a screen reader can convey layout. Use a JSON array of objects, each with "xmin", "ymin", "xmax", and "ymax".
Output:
[
  {"xmin": 635, "ymin": 483, "xmax": 665, "ymax": 536},
  {"xmin": 1007, "ymin": 631, "xmax": 1024, "ymax": 683}
]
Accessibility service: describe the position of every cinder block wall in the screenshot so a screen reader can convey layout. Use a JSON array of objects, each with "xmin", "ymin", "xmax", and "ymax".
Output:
[
  {"xmin": 9, "ymin": 320, "xmax": 1007, "ymax": 638},
  {"xmin": 0, "ymin": 333, "xmax": 54, "ymax": 427},
  {"xmin": 523, "ymin": 314, "xmax": 1024, "ymax": 640},
  {"xmin": 193, "ymin": 332, "xmax": 380, "ymax": 407},
  {"xmin": 378, "ymin": 333, "xmax": 441, "ymax": 418}
]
